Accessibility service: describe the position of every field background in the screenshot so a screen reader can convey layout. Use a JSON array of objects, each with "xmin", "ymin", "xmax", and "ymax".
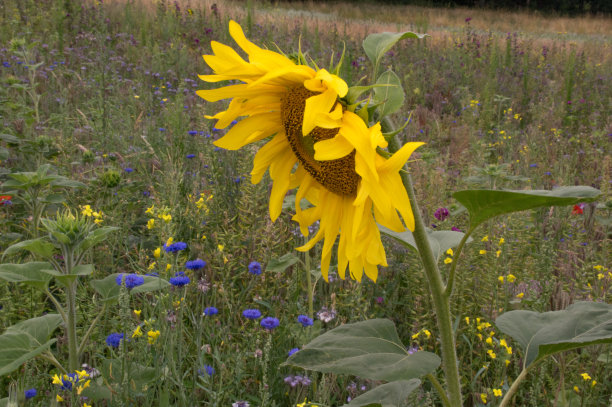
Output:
[{"xmin": 0, "ymin": 0, "xmax": 610, "ymax": 406}]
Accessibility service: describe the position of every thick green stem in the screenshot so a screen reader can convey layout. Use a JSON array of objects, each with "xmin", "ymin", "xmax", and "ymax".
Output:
[
  {"xmin": 426, "ymin": 373, "xmax": 451, "ymax": 407},
  {"xmin": 65, "ymin": 281, "xmax": 79, "ymax": 372},
  {"xmin": 499, "ymin": 364, "xmax": 535, "ymax": 407},
  {"xmin": 383, "ymin": 118, "xmax": 462, "ymax": 406}
]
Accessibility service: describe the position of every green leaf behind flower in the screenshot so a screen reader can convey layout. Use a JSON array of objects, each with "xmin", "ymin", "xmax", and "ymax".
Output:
[
  {"xmin": 0, "ymin": 262, "xmax": 54, "ymax": 289},
  {"xmin": 284, "ymin": 319, "xmax": 440, "ymax": 381},
  {"xmin": 496, "ymin": 301, "xmax": 612, "ymax": 369},
  {"xmin": 266, "ymin": 253, "xmax": 300, "ymax": 273},
  {"xmin": 91, "ymin": 273, "xmax": 171, "ymax": 303},
  {"xmin": 453, "ymin": 186, "xmax": 601, "ymax": 229},
  {"xmin": 373, "ymin": 70, "xmax": 405, "ymax": 118},
  {"xmin": 363, "ymin": 31, "xmax": 427, "ymax": 80},
  {"xmin": 343, "ymin": 379, "xmax": 421, "ymax": 407},
  {"xmin": 379, "ymin": 225, "xmax": 472, "ymax": 261}
]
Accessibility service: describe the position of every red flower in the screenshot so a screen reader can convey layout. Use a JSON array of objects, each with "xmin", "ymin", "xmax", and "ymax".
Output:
[
  {"xmin": 0, "ymin": 195, "xmax": 12, "ymax": 205},
  {"xmin": 572, "ymin": 204, "xmax": 583, "ymax": 215}
]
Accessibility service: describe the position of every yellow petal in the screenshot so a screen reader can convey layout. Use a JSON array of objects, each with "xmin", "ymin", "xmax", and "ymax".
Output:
[
  {"xmin": 302, "ymin": 89, "xmax": 338, "ymax": 135},
  {"xmin": 213, "ymin": 113, "xmax": 281, "ymax": 150},
  {"xmin": 251, "ymin": 133, "xmax": 291, "ymax": 184},
  {"xmin": 313, "ymin": 133, "xmax": 354, "ymax": 161},
  {"xmin": 380, "ymin": 142, "xmax": 425, "ymax": 172}
]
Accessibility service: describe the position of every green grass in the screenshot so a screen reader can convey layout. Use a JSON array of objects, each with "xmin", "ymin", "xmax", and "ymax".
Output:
[{"xmin": 0, "ymin": 0, "xmax": 610, "ymax": 406}]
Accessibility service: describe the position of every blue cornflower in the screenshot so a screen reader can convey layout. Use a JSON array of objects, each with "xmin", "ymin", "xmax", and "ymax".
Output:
[
  {"xmin": 186, "ymin": 259, "xmax": 206, "ymax": 270},
  {"xmin": 24, "ymin": 388, "xmax": 37, "ymax": 399},
  {"xmin": 204, "ymin": 365, "xmax": 215, "ymax": 376},
  {"xmin": 186, "ymin": 154, "xmax": 196, "ymax": 158},
  {"xmin": 124, "ymin": 167, "xmax": 134, "ymax": 173},
  {"xmin": 288, "ymin": 348, "xmax": 299, "ymax": 357},
  {"xmin": 159, "ymin": 127, "xmax": 166, "ymax": 131},
  {"xmin": 529, "ymin": 163, "xmax": 538, "ymax": 168},
  {"xmin": 242, "ymin": 309, "xmax": 261, "ymax": 319},
  {"xmin": 169, "ymin": 271, "xmax": 190, "ymax": 287},
  {"xmin": 116, "ymin": 274, "xmax": 145, "ymax": 289},
  {"xmin": 248, "ymin": 261, "xmax": 262, "ymax": 275},
  {"xmin": 188, "ymin": 130, "xmax": 198, "ymax": 135},
  {"xmin": 2, "ymin": 62, "xmax": 11, "ymax": 68},
  {"xmin": 203, "ymin": 306, "xmax": 218, "ymax": 316},
  {"xmin": 164, "ymin": 241, "xmax": 188, "ymax": 252},
  {"xmin": 106, "ymin": 332, "xmax": 124, "ymax": 348},
  {"xmin": 297, "ymin": 315, "xmax": 313, "ymax": 327},
  {"xmin": 260, "ymin": 317, "xmax": 280, "ymax": 330},
  {"xmin": 145, "ymin": 272, "xmax": 159, "ymax": 277}
]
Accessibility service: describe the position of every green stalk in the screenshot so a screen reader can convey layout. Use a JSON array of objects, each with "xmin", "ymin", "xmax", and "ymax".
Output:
[
  {"xmin": 65, "ymin": 280, "xmax": 79, "ymax": 372},
  {"xmin": 383, "ymin": 118, "xmax": 462, "ymax": 406},
  {"xmin": 499, "ymin": 363, "xmax": 536, "ymax": 407},
  {"xmin": 77, "ymin": 303, "xmax": 107, "ymax": 355}
]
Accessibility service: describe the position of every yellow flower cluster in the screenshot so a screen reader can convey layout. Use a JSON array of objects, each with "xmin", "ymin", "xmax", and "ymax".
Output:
[
  {"xmin": 148, "ymin": 329, "xmax": 161, "ymax": 344},
  {"xmin": 194, "ymin": 192, "xmax": 213, "ymax": 214},
  {"xmin": 411, "ymin": 328, "xmax": 432, "ymax": 340},
  {"xmin": 145, "ymin": 205, "xmax": 173, "ymax": 226},
  {"xmin": 80, "ymin": 204, "xmax": 104, "ymax": 225},
  {"xmin": 51, "ymin": 370, "xmax": 91, "ymax": 397}
]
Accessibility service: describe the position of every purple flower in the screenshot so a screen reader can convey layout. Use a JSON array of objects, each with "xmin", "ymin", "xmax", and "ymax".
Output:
[
  {"xmin": 203, "ymin": 306, "xmax": 218, "ymax": 316},
  {"xmin": 124, "ymin": 167, "xmax": 134, "ymax": 173},
  {"xmin": 288, "ymin": 347, "xmax": 299, "ymax": 356},
  {"xmin": 242, "ymin": 309, "xmax": 261, "ymax": 319},
  {"xmin": 116, "ymin": 273, "xmax": 145, "ymax": 289},
  {"xmin": 164, "ymin": 242, "xmax": 187, "ymax": 252},
  {"xmin": 186, "ymin": 259, "xmax": 206, "ymax": 270},
  {"xmin": 260, "ymin": 317, "xmax": 280, "ymax": 330},
  {"xmin": 248, "ymin": 261, "xmax": 262, "ymax": 275},
  {"xmin": 451, "ymin": 226, "xmax": 462, "ymax": 232},
  {"xmin": 204, "ymin": 364, "xmax": 215, "ymax": 376},
  {"xmin": 186, "ymin": 154, "xmax": 196, "ymax": 158},
  {"xmin": 434, "ymin": 207, "xmax": 449, "ymax": 221},
  {"xmin": 169, "ymin": 271, "xmax": 190, "ymax": 287},
  {"xmin": 24, "ymin": 388, "xmax": 37, "ymax": 399},
  {"xmin": 188, "ymin": 130, "xmax": 198, "ymax": 135},
  {"xmin": 105, "ymin": 332, "xmax": 124, "ymax": 348},
  {"xmin": 297, "ymin": 315, "xmax": 313, "ymax": 327}
]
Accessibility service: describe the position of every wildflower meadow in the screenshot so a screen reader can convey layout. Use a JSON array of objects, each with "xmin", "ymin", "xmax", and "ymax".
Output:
[{"xmin": 0, "ymin": 0, "xmax": 610, "ymax": 406}]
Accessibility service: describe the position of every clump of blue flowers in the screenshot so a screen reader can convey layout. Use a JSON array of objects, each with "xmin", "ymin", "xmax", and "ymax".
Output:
[
  {"xmin": 186, "ymin": 259, "xmax": 206, "ymax": 270},
  {"xmin": 260, "ymin": 317, "xmax": 280, "ymax": 330},
  {"xmin": 248, "ymin": 261, "xmax": 262, "ymax": 275},
  {"xmin": 242, "ymin": 309, "xmax": 262, "ymax": 319},
  {"xmin": 116, "ymin": 274, "xmax": 144, "ymax": 289},
  {"xmin": 297, "ymin": 315, "xmax": 313, "ymax": 327},
  {"xmin": 106, "ymin": 332, "xmax": 124, "ymax": 348},
  {"xmin": 203, "ymin": 306, "xmax": 218, "ymax": 316},
  {"xmin": 169, "ymin": 271, "xmax": 190, "ymax": 287},
  {"xmin": 24, "ymin": 388, "xmax": 37, "ymax": 399},
  {"xmin": 288, "ymin": 348, "xmax": 299, "ymax": 357},
  {"xmin": 164, "ymin": 241, "xmax": 188, "ymax": 252}
]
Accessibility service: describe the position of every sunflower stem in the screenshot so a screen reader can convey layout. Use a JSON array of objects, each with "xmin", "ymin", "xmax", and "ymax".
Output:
[{"xmin": 383, "ymin": 117, "xmax": 463, "ymax": 406}]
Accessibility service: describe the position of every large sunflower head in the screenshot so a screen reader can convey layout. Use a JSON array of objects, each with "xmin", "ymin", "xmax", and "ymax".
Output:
[{"xmin": 198, "ymin": 21, "xmax": 423, "ymax": 282}]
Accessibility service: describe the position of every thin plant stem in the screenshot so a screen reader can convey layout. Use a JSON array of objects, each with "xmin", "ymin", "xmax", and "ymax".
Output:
[
  {"xmin": 77, "ymin": 303, "xmax": 107, "ymax": 355},
  {"xmin": 383, "ymin": 117, "xmax": 462, "ymax": 406},
  {"xmin": 499, "ymin": 364, "xmax": 536, "ymax": 407},
  {"xmin": 444, "ymin": 226, "xmax": 475, "ymax": 299},
  {"xmin": 426, "ymin": 373, "xmax": 451, "ymax": 407},
  {"xmin": 41, "ymin": 351, "xmax": 67, "ymax": 374},
  {"xmin": 45, "ymin": 288, "xmax": 68, "ymax": 323}
]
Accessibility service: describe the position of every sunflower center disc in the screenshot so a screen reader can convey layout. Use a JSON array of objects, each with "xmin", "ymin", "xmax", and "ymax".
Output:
[{"xmin": 280, "ymin": 86, "xmax": 360, "ymax": 196}]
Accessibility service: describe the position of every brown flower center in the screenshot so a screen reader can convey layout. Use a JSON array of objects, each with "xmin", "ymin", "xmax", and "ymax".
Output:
[{"xmin": 280, "ymin": 86, "xmax": 360, "ymax": 196}]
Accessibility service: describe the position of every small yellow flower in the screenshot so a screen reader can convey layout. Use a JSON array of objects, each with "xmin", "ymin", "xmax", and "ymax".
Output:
[
  {"xmin": 493, "ymin": 388, "xmax": 502, "ymax": 397},
  {"xmin": 94, "ymin": 218, "xmax": 103, "ymax": 225},
  {"xmin": 446, "ymin": 248, "xmax": 453, "ymax": 256},
  {"xmin": 81, "ymin": 205, "xmax": 93, "ymax": 217},
  {"xmin": 134, "ymin": 95, "xmax": 140, "ymax": 99},
  {"xmin": 505, "ymin": 359, "xmax": 510, "ymax": 366},
  {"xmin": 52, "ymin": 374, "xmax": 63, "ymax": 385},
  {"xmin": 134, "ymin": 309, "xmax": 142, "ymax": 317},
  {"xmin": 499, "ymin": 237, "xmax": 505, "ymax": 245},
  {"xmin": 592, "ymin": 380, "xmax": 597, "ymax": 387},
  {"xmin": 201, "ymin": 234, "xmax": 207, "ymax": 240},
  {"xmin": 499, "ymin": 339, "xmax": 507, "ymax": 347},
  {"xmin": 424, "ymin": 329, "xmax": 431, "ymax": 339},
  {"xmin": 465, "ymin": 317, "xmax": 470, "ymax": 325},
  {"xmin": 597, "ymin": 273, "xmax": 604, "ymax": 280},
  {"xmin": 75, "ymin": 370, "xmax": 89, "ymax": 379},
  {"xmin": 444, "ymin": 257, "xmax": 453, "ymax": 264},
  {"xmin": 77, "ymin": 379, "xmax": 90, "ymax": 395},
  {"xmin": 481, "ymin": 235, "xmax": 488, "ymax": 242},
  {"xmin": 165, "ymin": 237, "xmax": 174, "ymax": 247},
  {"xmin": 297, "ymin": 399, "xmax": 309, "ymax": 407},
  {"xmin": 148, "ymin": 262, "xmax": 156, "ymax": 270},
  {"xmin": 161, "ymin": 213, "xmax": 172, "ymax": 223},
  {"xmin": 506, "ymin": 346, "xmax": 512, "ymax": 355},
  {"xmin": 217, "ymin": 244, "xmax": 224, "ymax": 252},
  {"xmin": 223, "ymin": 255, "xmax": 229, "ymax": 264},
  {"xmin": 479, "ymin": 250, "xmax": 487, "ymax": 255},
  {"xmin": 480, "ymin": 393, "xmax": 487, "ymax": 404},
  {"xmin": 166, "ymin": 264, "xmax": 172, "ymax": 271},
  {"xmin": 516, "ymin": 292, "xmax": 524, "ymax": 299},
  {"xmin": 84, "ymin": 404, "xmax": 92, "ymax": 407},
  {"xmin": 147, "ymin": 329, "xmax": 161, "ymax": 344},
  {"xmin": 412, "ymin": 332, "xmax": 420, "ymax": 339},
  {"xmin": 485, "ymin": 337, "xmax": 493, "ymax": 345},
  {"xmin": 506, "ymin": 274, "xmax": 516, "ymax": 283},
  {"xmin": 593, "ymin": 265, "xmax": 604, "ymax": 271},
  {"xmin": 56, "ymin": 394, "xmax": 64, "ymax": 402},
  {"xmin": 580, "ymin": 373, "xmax": 591, "ymax": 381},
  {"xmin": 132, "ymin": 325, "xmax": 143, "ymax": 338},
  {"xmin": 477, "ymin": 333, "xmax": 483, "ymax": 341},
  {"xmin": 573, "ymin": 386, "xmax": 580, "ymax": 393},
  {"xmin": 153, "ymin": 247, "xmax": 161, "ymax": 258},
  {"xmin": 487, "ymin": 349, "xmax": 496, "ymax": 359},
  {"xmin": 145, "ymin": 205, "xmax": 155, "ymax": 214},
  {"xmin": 147, "ymin": 218, "xmax": 155, "ymax": 229},
  {"xmin": 498, "ymin": 276, "xmax": 505, "ymax": 283},
  {"xmin": 495, "ymin": 250, "xmax": 501, "ymax": 258}
]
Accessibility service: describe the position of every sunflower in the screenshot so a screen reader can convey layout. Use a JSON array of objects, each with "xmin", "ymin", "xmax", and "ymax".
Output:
[{"xmin": 197, "ymin": 21, "xmax": 423, "ymax": 282}]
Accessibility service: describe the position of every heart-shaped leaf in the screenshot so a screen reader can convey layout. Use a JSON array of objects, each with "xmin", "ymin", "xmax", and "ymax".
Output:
[
  {"xmin": 0, "ymin": 314, "xmax": 62, "ymax": 376},
  {"xmin": 495, "ymin": 301, "xmax": 612, "ymax": 369},
  {"xmin": 91, "ymin": 273, "xmax": 170, "ymax": 303},
  {"xmin": 343, "ymin": 379, "xmax": 421, "ymax": 407},
  {"xmin": 0, "ymin": 262, "xmax": 54, "ymax": 289},
  {"xmin": 373, "ymin": 70, "xmax": 404, "ymax": 117},
  {"xmin": 285, "ymin": 319, "xmax": 440, "ymax": 381},
  {"xmin": 2, "ymin": 238, "xmax": 56, "ymax": 259},
  {"xmin": 80, "ymin": 226, "xmax": 119, "ymax": 251},
  {"xmin": 453, "ymin": 186, "xmax": 601, "ymax": 228},
  {"xmin": 266, "ymin": 253, "xmax": 300, "ymax": 273},
  {"xmin": 363, "ymin": 31, "xmax": 427, "ymax": 79},
  {"xmin": 379, "ymin": 226, "xmax": 472, "ymax": 261}
]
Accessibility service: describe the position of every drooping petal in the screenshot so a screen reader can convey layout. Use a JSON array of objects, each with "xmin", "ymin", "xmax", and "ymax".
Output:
[{"xmin": 213, "ymin": 113, "xmax": 281, "ymax": 150}]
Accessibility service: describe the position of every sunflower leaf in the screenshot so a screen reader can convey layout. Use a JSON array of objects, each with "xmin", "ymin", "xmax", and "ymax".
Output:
[
  {"xmin": 343, "ymin": 379, "xmax": 421, "ymax": 407},
  {"xmin": 453, "ymin": 186, "xmax": 601, "ymax": 229},
  {"xmin": 284, "ymin": 319, "xmax": 440, "ymax": 381},
  {"xmin": 90, "ymin": 273, "xmax": 170, "ymax": 303},
  {"xmin": 0, "ymin": 262, "xmax": 54, "ymax": 290},
  {"xmin": 266, "ymin": 253, "xmax": 301, "ymax": 273},
  {"xmin": 363, "ymin": 31, "xmax": 427, "ymax": 79},
  {"xmin": 496, "ymin": 301, "xmax": 612, "ymax": 369},
  {"xmin": 378, "ymin": 225, "xmax": 472, "ymax": 261},
  {"xmin": 373, "ymin": 70, "xmax": 404, "ymax": 117}
]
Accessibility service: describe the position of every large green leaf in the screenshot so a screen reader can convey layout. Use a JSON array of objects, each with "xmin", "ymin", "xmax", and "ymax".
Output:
[
  {"xmin": 379, "ymin": 225, "xmax": 472, "ymax": 261},
  {"xmin": 0, "ymin": 262, "xmax": 54, "ymax": 289},
  {"xmin": 79, "ymin": 226, "xmax": 119, "ymax": 251},
  {"xmin": 91, "ymin": 273, "xmax": 170, "ymax": 303},
  {"xmin": 495, "ymin": 302, "xmax": 612, "ymax": 369},
  {"xmin": 453, "ymin": 186, "xmax": 601, "ymax": 228},
  {"xmin": 42, "ymin": 263, "xmax": 94, "ymax": 287},
  {"xmin": 0, "ymin": 314, "xmax": 62, "ymax": 376},
  {"xmin": 266, "ymin": 253, "xmax": 300, "ymax": 273},
  {"xmin": 343, "ymin": 379, "xmax": 421, "ymax": 407},
  {"xmin": 2, "ymin": 238, "xmax": 56, "ymax": 259},
  {"xmin": 373, "ymin": 70, "xmax": 404, "ymax": 117},
  {"xmin": 363, "ymin": 31, "xmax": 427, "ymax": 78},
  {"xmin": 285, "ymin": 319, "xmax": 440, "ymax": 381}
]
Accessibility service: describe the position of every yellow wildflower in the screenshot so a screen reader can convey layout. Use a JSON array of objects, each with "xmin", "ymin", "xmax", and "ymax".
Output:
[
  {"xmin": 493, "ymin": 389, "xmax": 502, "ymax": 397},
  {"xmin": 444, "ymin": 257, "xmax": 452, "ymax": 264},
  {"xmin": 153, "ymin": 247, "xmax": 161, "ymax": 258},
  {"xmin": 485, "ymin": 337, "xmax": 493, "ymax": 345},
  {"xmin": 573, "ymin": 386, "xmax": 580, "ymax": 393},
  {"xmin": 423, "ymin": 329, "xmax": 431, "ymax": 339},
  {"xmin": 166, "ymin": 264, "xmax": 172, "ymax": 271},
  {"xmin": 499, "ymin": 339, "xmax": 507, "ymax": 347},
  {"xmin": 480, "ymin": 393, "xmax": 487, "ymax": 404},
  {"xmin": 465, "ymin": 317, "xmax": 470, "ymax": 325},
  {"xmin": 496, "ymin": 250, "xmax": 501, "ymax": 258},
  {"xmin": 148, "ymin": 262, "xmax": 156, "ymax": 270},
  {"xmin": 499, "ymin": 237, "xmax": 505, "ymax": 245},
  {"xmin": 56, "ymin": 394, "xmax": 64, "ymax": 402},
  {"xmin": 516, "ymin": 292, "xmax": 524, "ymax": 299},
  {"xmin": 217, "ymin": 244, "xmax": 224, "ymax": 252},
  {"xmin": 593, "ymin": 265, "xmax": 604, "ymax": 271},
  {"xmin": 481, "ymin": 235, "xmax": 488, "ymax": 242},
  {"xmin": 498, "ymin": 276, "xmax": 504, "ymax": 283},
  {"xmin": 147, "ymin": 218, "xmax": 155, "ymax": 229},
  {"xmin": 506, "ymin": 274, "xmax": 516, "ymax": 283},
  {"xmin": 81, "ymin": 205, "xmax": 93, "ymax": 217},
  {"xmin": 487, "ymin": 349, "xmax": 496, "ymax": 359},
  {"xmin": 165, "ymin": 237, "xmax": 174, "ymax": 247},
  {"xmin": 147, "ymin": 329, "xmax": 161, "ymax": 344},
  {"xmin": 505, "ymin": 359, "xmax": 510, "ymax": 366},
  {"xmin": 592, "ymin": 380, "xmax": 597, "ymax": 387},
  {"xmin": 480, "ymin": 250, "xmax": 487, "ymax": 255},
  {"xmin": 580, "ymin": 373, "xmax": 591, "ymax": 381},
  {"xmin": 446, "ymin": 248, "xmax": 453, "ymax": 256},
  {"xmin": 132, "ymin": 325, "xmax": 143, "ymax": 338},
  {"xmin": 161, "ymin": 213, "xmax": 172, "ymax": 223},
  {"xmin": 52, "ymin": 374, "xmax": 63, "ymax": 385},
  {"xmin": 134, "ymin": 309, "xmax": 142, "ymax": 317}
]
